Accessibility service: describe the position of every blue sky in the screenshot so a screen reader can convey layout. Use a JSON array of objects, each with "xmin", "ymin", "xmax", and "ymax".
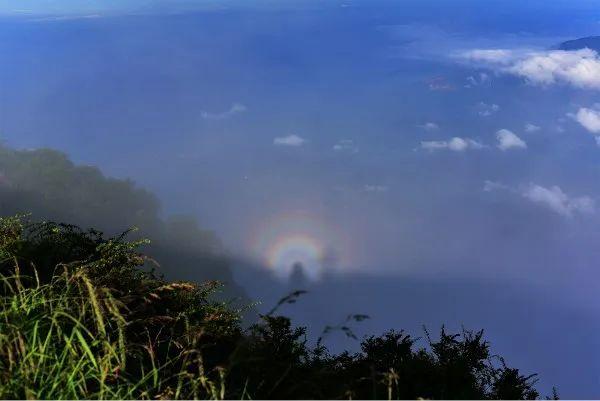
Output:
[{"xmin": 2, "ymin": 0, "xmax": 600, "ymax": 395}]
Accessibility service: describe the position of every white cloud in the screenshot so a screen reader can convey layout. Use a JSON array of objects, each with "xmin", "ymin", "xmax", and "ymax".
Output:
[
  {"xmin": 417, "ymin": 122, "xmax": 439, "ymax": 130},
  {"xmin": 477, "ymin": 102, "xmax": 500, "ymax": 117},
  {"xmin": 509, "ymin": 49, "xmax": 600, "ymax": 88},
  {"xmin": 484, "ymin": 180, "xmax": 595, "ymax": 217},
  {"xmin": 524, "ymin": 123, "xmax": 541, "ymax": 132},
  {"xmin": 496, "ymin": 129, "xmax": 526, "ymax": 151},
  {"xmin": 333, "ymin": 139, "xmax": 358, "ymax": 153},
  {"xmin": 421, "ymin": 137, "xmax": 484, "ymax": 152},
  {"xmin": 201, "ymin": 103, "xmax": 247, "ymax": 120},
  {"xmin": 274, "ymin": 134, "xmax": 306, "ymax": 146},
  {"xmin": 462, "ymin": 48, "xmax": 600, "ymax": 90},
  {"xmin": 522, "ymin": 184, "xmax": 594, "ymax": 217},
  {"xmin": 571, "ymin": 107, "xmax": 600, "ymax": 134}
]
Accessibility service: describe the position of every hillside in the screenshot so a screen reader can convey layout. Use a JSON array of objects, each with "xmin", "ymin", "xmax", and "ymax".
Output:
[{"xmin": 0, "ymin": 145, "xmax": 246, "ymax": 302}]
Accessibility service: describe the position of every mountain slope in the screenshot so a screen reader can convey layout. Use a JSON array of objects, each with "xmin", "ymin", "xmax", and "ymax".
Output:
[{"xmin": 558, "ymin": 36, "xmax": 600, "ymax": 51}]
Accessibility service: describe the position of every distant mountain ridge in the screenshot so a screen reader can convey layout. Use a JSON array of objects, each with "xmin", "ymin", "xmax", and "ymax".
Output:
[{"xmin": 557, "ymin": 36, "xmax": 600, "ymax": 51}]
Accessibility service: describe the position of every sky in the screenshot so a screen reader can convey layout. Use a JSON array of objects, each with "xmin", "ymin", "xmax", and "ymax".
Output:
[{"xmin": 2, "ymin": 0, "xmax": 600, "ymax": 396}]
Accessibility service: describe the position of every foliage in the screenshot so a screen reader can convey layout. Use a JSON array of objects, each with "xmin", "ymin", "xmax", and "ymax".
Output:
[{"xmin": 0, "ymin": 215, "xmax": 540, "ymax": 399}]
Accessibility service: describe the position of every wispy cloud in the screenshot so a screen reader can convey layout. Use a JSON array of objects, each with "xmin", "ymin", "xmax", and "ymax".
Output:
[
  {"xmin": 524, "ymin": 123, "xmax": 541, "ymax": 132},
  {"xmin": 421, "ymin": 137, "xmax": 484, "ymax": 152},
  {"xmin": 273, "ymin": 134, "xmax": 306, "ymax": 147},
  {"xmin": 465, "ymin": 72, "xmax": 490, "ymax": 88},
  {"xmin": 496, "ymin": 129, "xmax": 526, "ymax": 151},
  {"xmin": 477, "ymin": 102, "xmax": 500, "ymax": 117},
  {"xmin": 201, "ymin": 103, "xmax": 247, "ymax": 120},
  {"xmin": 483, "ymin": 180, "xmax": 509, "ymax": 192},
  {"xmin": 426, "ymin": 76, "xmax": 454, "ymax": 91},
  {"xmin": 463, "ymin": 49, "xmax": 514, "ymax": 64},
  {"xmin": 29, "ymin": 14, "xmax": 103, "ymax": 22},
  {"xmin": 417, "ymin": 122, "xmax": 439, "ymax": 131},
  {"xmin": 364, "ymin": 184, "xmax": 389, "ymax": 193},
  {"xmin": 333, "ymin": 139, "xmax": 358, "ymax": 153}
]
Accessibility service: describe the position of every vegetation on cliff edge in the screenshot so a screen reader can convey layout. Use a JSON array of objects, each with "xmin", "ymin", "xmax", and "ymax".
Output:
[{"xmin": 0, "ymin": 215, "xmax": 540, "ymax": 400}]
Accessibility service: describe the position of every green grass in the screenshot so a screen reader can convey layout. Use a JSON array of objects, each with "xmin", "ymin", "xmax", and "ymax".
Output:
[
  {"xmin": 0, "ymin": 216, "xmax": 234, "ymax": 399},
  {"xmin": 0, "ymin": 266, "xmax": 226, "ymax": 399}
]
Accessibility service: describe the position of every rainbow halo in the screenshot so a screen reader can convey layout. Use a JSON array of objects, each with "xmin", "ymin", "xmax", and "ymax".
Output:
[{"xmin": 250, "ymin": 211, "xmax": 342, "ymax": 280}]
